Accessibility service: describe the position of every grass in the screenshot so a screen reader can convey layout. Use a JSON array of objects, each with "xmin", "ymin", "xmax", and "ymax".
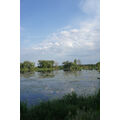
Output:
[
  {"xmin": 35, "ymin": 67, "xmax": 57, "ymax": 72},
  {"xmin": 20, "ymin": 90, "xmax": 100, "ymax": 120}
]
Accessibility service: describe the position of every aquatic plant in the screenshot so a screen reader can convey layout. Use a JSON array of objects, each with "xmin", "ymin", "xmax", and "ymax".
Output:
[{"xmin": 20, "ymin": 90, "xmax": 100, "ymax": 120}]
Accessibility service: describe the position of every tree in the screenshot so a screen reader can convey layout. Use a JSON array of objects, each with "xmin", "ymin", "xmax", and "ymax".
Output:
[
  {"xmin": 62, "ymin": 60, "xmax": 81, "ymax": 71},
  {"xmin": 74, "ymin": 59, "xmax": 77, "ymax": 64},
  {"xmin": 37, "ymin": 60, "xmax": 55, "ymax": 68},
  {"xmin": 20, "ymin": 61, "xmax": 35, "ymax": 72},
  {"xmin": 96, "ymin": 62, "xmax": 100, "ymax": 71}
]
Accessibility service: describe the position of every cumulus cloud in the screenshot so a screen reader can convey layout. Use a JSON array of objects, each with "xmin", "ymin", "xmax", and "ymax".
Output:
[
  {"xmin": 21, "ymin": 19, "xmax": 99, "ymax": 64},
  {"xmin": 32, "ymin": 19, "xmax": 99, "ymax": 49}
]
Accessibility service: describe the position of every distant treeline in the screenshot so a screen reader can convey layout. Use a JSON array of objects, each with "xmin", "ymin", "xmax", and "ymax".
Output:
[
  {"xmin": 20, "ymin": 59, "xmax": 100, "ymax": 73},
  {"xmin": 81, "ymin": 63, "xmax": 100, "ymax": 71}
]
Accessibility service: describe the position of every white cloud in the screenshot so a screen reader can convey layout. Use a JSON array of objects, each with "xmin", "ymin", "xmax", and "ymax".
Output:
[
  {"xmin": 32, "ymin": 19, "xmax": 99, "ymax": 50},
  {"xmin": 21, "ymin": 19, "xmax": 99, "ymax": 64}
]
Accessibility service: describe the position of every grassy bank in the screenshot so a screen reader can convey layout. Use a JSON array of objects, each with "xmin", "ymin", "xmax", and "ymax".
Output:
[
  {"xmin": 35, "ymin": 67, "xmax": 56, "ymax": 72},
  {"xmin": 20, "ymin": 91, "xmax": 100, "ymax": 120},
  {"xmin": 20, "ymin": 67, "xmax": 57, "ymax": 73}
]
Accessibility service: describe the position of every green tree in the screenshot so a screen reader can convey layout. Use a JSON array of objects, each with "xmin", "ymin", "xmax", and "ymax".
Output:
[
  {"xmin": 20, "ymin": 61, "xmax": 35, "ymax": 72},
  {"xmin": 37, "ymin": 60, "xmax": 55, "ymax": 68},
  {"xmin": 62, "ymin": 60, "xmax": 81, "ymax": 71},
  {"xmin": 96, "ymin": 62, "xmax": 100, "ymax": 71},
  {"xmin": 74, "ymin": 59, "xmax": 77, "ymax": 64}
]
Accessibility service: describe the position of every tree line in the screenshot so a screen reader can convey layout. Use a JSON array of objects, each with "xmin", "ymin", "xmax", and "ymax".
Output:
[
  {"xmin": 20, "ymin": 60, "xmax": 55, "ymax": 73},
  {"xmin": 20, "ymin": 59, "xmax": 100, "ymax": 73}
]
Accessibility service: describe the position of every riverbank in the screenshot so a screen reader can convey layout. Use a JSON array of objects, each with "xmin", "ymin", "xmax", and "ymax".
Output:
[
  {"xmin": 20, "ymin": 90, "xmax": 100, "ymax": 120},
  {"xmin": 20, "ymin": 60, "xmax": 100, "ymax": 73}
]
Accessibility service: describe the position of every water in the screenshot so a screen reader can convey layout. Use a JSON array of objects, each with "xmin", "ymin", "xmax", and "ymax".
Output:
[{"xmin": 20, "ymin": 70, "xmax": 100, "ymax": 105}]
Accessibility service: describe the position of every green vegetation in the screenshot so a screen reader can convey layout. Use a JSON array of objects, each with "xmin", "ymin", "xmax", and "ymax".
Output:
[
  {"xmin": 35, "ymin": 60, "xmax": 56, "ymax": 72},
  {"xmin": 20, "ymin": 59, "xmax": 100, "ymax": 73},
  {"xmin": 35, "ymin": 67, "xmax": 55, "ymax": 72},
  {"xmin": 37, "ymin": 60, "xmax": 55, "ymax": 68},
  {"xmin": 80, "ymin": 62, "xmax": 100, "ymax": 71},
  {"xmin": 20, "ymin": 61, "xmax": 35, "ymax": 73},
  {"xmin": 81, "ymin": 64, "xmax": 97, "ymax": 70},
  {"xmin": 20, "ymin": 60, "xmax": 57, "ymax": 73},
  {"xmin": 62, "ymin": 59, "xmax": 81, "ymax": 71},
  {"xmin": 96, "ymin": 62, "xmax": 100, "ymax": 71},
  {"xmin": 20, "ymin": 90, "xmax": 100, "ymax": 120}
]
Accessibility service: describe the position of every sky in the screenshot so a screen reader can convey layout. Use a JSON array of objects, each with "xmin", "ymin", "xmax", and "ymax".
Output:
[{"xmin": 20, "ymin": 0, "xmax": 100, "ymax": 65}]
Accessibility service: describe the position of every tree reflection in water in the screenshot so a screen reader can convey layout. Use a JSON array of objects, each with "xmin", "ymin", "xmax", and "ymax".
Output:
[
  {"xmin": 20, "ymin": 72, "xmax": 35, "ymax": 78},
  {"xmin": 63, "ymin": 71, "xmax": 82, "ymax": 77},
  {"xmin": 37, "ymin": 71, "xmax": 55, "ymax": 78}
]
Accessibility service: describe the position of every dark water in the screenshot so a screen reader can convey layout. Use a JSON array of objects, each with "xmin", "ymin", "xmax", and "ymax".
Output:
[{"xmin": 20, "ymin": 70, "xmax": 100, "ymax": 105}]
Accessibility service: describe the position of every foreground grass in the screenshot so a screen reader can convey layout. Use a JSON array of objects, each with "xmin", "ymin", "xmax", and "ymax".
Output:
[{"xmin": 21, "ymin": 91, "xmax": 100, "ymax": 120}]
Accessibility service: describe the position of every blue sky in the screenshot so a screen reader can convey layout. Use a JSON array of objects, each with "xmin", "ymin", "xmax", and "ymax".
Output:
[{"xmin": 21, "ymin": 0, "xmax": 100, "ymax": 64}]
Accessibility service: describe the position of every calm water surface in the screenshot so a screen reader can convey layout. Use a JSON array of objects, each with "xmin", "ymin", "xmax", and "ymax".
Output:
[{"xmin": 20, "ymin": 70, "xmax": 100, "ymax": 105}]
